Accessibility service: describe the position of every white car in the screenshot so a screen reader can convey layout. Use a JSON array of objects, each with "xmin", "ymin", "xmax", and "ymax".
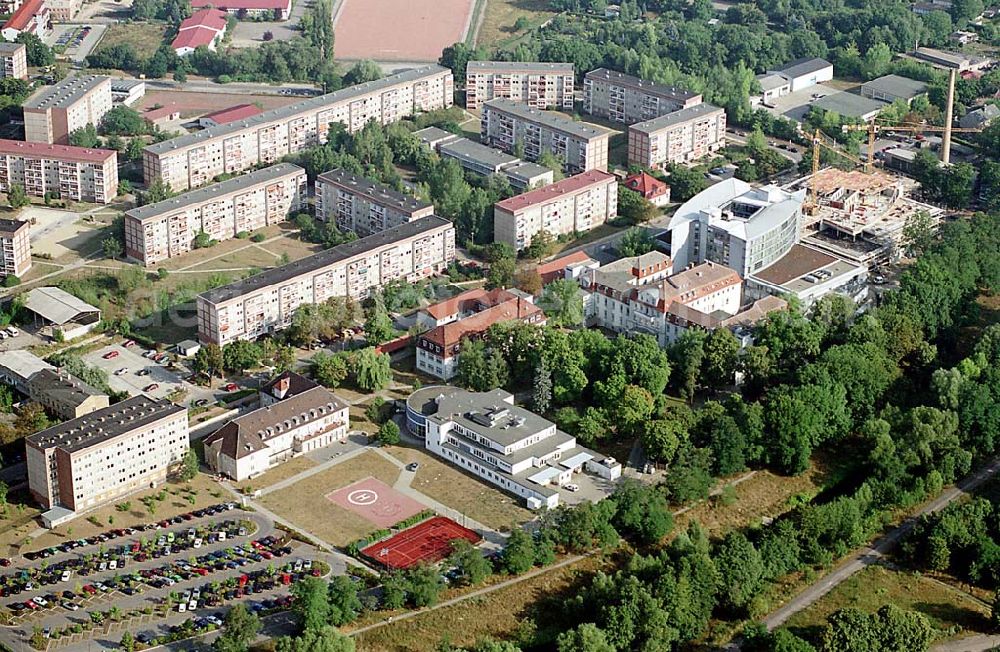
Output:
[
  {"xmin": 193, "ymin": 538, "xmax": 202, "ymax": 549},
  {"xmin": 6, "ymin": 327, "xmax": 18, "ymax": 336},
  {"xmin": 188, "ymin": 600, "xmax": 197, "ymax": 611},
  {"xmin": 33, "ymin": 597, "xmax": 47, "ymax": 607},
  {"xmin": 60, "ymin": 571, "xmax": 71, "ymax": 582},
  {"xmin": 109, "ymin": 560, "xmax": 117, "ymax": 570},
  {"xmin": 115, "ymin": 368, "xmax": 128, "ymax": 376},
  {"xmin": 177, "ymin": 603, "xmax": 186, "ymax": 613},
  {"xmin": 564, "ymin": 483, "xmax": 580, "ymax": 493}
]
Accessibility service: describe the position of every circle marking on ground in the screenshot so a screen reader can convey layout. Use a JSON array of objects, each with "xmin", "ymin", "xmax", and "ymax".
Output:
[{"xmin": 347, "ymin": 489, "xmax": 379, "ymax": 506}]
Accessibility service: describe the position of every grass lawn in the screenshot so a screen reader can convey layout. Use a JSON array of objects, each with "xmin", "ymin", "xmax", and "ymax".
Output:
[
  {"xmin": 184, "ymin": 246, "xmax": 281, "ymax": 272},
  {"xmin": 99, "ymin": 23, "xmax": 168, "ymax": 59},
  {"xmin": 383, "ymin": 444, "xmax": 533, "ymax": 531},
  {"xmin": 475, "ymin": 0, "xmax": 556, "ymax": 49},
  {"xmin": 548, "ymin": 222, "xmax": 623, "ymax": 257},
  {"xmin": 259, "ymin": 451, "xmax": 403, "ymax": 547},
  {"xmin": 236, "ymin": 455, "xmax": 317, "ymax": 493},
  {"xmin": 256, "ymin": 237, "xmax": 324, "ymax": 262},
  {"xmin": 784, "ymin": 565, "xmax": 991, "ymax": 644},
  {"xmin": 0, "ymin": 490, "xmax": 45, "ymax": 557}
]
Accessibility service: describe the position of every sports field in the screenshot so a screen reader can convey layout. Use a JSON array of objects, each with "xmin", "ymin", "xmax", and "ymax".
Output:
[
  {"xmin": 333, "ymin": 0, "xmax": 475, "ymax": 61},
  {"xmin": 361, "ymin": 516, "xmax": 481, "ymax": 569}
]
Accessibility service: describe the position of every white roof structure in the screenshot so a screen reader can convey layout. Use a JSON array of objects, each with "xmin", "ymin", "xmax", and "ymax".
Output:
[
  {"xmin": 0, "ymin": 350, "xmax": 54, "ymax": 382},
  {"xmin": 669, "ymin": 179, "xmax": 805, "ymax": 242},
  {"xmin": 560, "ymin": 452, "xmax": 594, "ymax": 470},
  {"xmin": 24, "ymin": 287, "xmax": 101, "ymax": 325},
  {"xmin": 527, "ymin": 467, "xmax": 564, "ymax": 484}
]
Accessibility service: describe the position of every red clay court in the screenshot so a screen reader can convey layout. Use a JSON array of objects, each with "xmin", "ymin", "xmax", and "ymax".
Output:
[
  {"xmin": 326, "ymin": 477, "xmax": 425, "ymax": 528},
  {"xmin": 361, "ymin": 516, "xmax": 481, "ymax": 569},
  {"xmin": 332, "ymin": 0, "xmax": 475, "ymax": 62}
]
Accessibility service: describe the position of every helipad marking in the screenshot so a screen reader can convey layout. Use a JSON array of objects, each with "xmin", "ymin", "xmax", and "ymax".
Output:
[{"xmin": 347, "ymin": 489, "xmax": 378, "ymax": 506}]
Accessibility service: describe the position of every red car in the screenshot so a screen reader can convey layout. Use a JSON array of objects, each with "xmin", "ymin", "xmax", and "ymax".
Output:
[
  {"xmin": 223, "ymin": 383, "xmax": 238, "ymax": 392},
  {"xmin": 102, "ymin": 350, "xmax": 119, "ymax": 360},
  {"xmin": 143, "ymin": 384, "xmax": 159, "ymax": 392},
  {"xmin": 122, "ymin": 340, "xmax": 136, "ymax": 347}
]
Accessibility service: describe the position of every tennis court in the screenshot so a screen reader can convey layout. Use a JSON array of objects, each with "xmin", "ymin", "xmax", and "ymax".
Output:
[
  {"xmin": 325, "ymin": 477, "xmax": 425, "ymax": 528},
  {"xmin": 361, "ymin": 516, "xmax": 481, "ymax": 569}
]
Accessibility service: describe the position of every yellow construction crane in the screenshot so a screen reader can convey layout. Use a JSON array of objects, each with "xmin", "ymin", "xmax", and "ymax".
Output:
[
  {"xmin": 840, "ymin": 121, "xmax": 985, "ymax": 172},
  {"xmin": 806, "ymin": 128, "xmax": 868, "ymax": 210}
]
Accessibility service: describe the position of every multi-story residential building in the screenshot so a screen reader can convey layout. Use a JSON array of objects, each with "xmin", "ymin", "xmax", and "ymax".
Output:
[
  {"xmin": 668, "ymin": 178, "xmax": 806, "ymax": 277},
  {"xmin": 123, "ymin": 163, "xmax": 307, "ymax": 266},
  {"xmin": 144, "ymin": 66, "xmax": 454, "ymax": 191},
  {"xmin": 414, "ymin": 127, "xmax": 553, "ymax": 190},
  {"xmin": 23, "ymin": 76, "xmax": 114, "ymax": 145},
  {"xmin": 493, "ymin": 170, "xmax": 617, "ymax": 250},
  {"xmin": 415, "ymin": 289, "xmax": 545, "ymax": 380},
  {"xmin": 628, "ymin": 103, "xmax": 727, "ymax": 169},
  {"xmin": 481, "ymin": 99, "xmax": 611, "ymax": 174},
  {"xmin": 0, "ymin": 219, "xmax": 30, "ymax": 278},
  {"xmin": 26, "ymin": 396, "xmax": 188, "ymax": 524},
  {"xmin": 405, "ymin": 386, "xmax": 622, "ymax": 509},
  {"xmin": 197, "ymin": 215, "xmax": 455, "ymax": 345},
  {"xmin": 0, "ymin": 42, "xmax": 27, "ymax": 80},
  {"xmin": 583, "ymin": 68, "xmax": 702, "ymax": 124},
  {"xmin": 45, "ymin": 0, "xmax": 82, "ymax": 20},
  {"xmin": 26, "ymin": 369, "xmax": 109, "ymax": 420},
  {"xmin": 0, "ymin": 140, "xmax": 118, "ymax": 204},
  {"xmin": 314, "ymin": 169, "xmax": 434, "ymax": 236},
  {"xmin": 204, "ymin": 376, "xmax": 348, "ymax": 481},
  {"xmin": 466, "ymin": 61, "xmax": 574, "ymax": 111}
]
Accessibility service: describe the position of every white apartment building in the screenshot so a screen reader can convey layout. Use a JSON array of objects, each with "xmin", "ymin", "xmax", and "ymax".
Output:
[
  {"xmin": 627, "ymin": 103, "xmax": 727, "ymax": 168},
  {"xmin": 23, "ymin": 76, "xmax": 113, "ymax": 145},
  {"xmin": 405, "ymin": 387, "xmax": 621, "ymax": 509},
  {"xmin": 493, "ymin": 169, "xmax": 617, "ymax": 250},
  {"xmin": 481, "ymin": 99, "xmax": 611, "ymax": 174},
  {"xmin": 143, "ymin": 66, "xmax": 453, "ymax": 191},
  {"xmin": 123, "ymin": 163, "xmax": 307, "ymax": 266},
  {"xmin": 197, "ymin": 215, "xmax": 455, "ymax": 345},
  {"xmin": 0, "ymin": 139, "xmax": 118, "ymax": 204},
  {"xmin": 0, "ymin": 42, "xmax": 27, "ymax": 80},
  {"xmin": 0, "ymin": 218, "xmax": 30, "ymax": 279},
  {"xmin": 204, "ymin": 379, "xmax": 349, "ymax": 481},
  {"xmin": 583, "ymin": 68, "xmax": 702, "ymax": 124},
  {"xmin": 26, "ymin": 396, "xmax": 189, "ymax": 525},
  {"xmin": 668, "ymin": 178, "xmax": 806, "ymax": 277},
  {"xmin": 466, "ymin": 61, "xmax": 575, "ymax": 111},
  {"xmin": 315, "ymin": 169, "xmax": 434, "ymax": 236}
]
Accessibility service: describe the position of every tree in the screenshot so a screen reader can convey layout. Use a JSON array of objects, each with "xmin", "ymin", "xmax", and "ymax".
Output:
[
  {"xmin": 193, "ymin": 344, "xmax": 224, "ymax": 383},
  {"xmin": 617, "ymin": 227, "xmax": 655, "ymax": 257},
  {"xmin": 7, "ymin": 184, "xmax": 27, "ymax": 210},
  {"xmin": 557, "ymin": 624, "xmax": 616, "ymax": 652},
  {"xmin": 525, "ymin": 229, "xmax": 555, "ymax": 260},
  {"xmin": 214, "ymin": 604, "xmax": 260, "ymax": 652},
  {"xmin": 100, "ymin": 106, "xmax": 148, "ymax": 136},
  {"xmin": 377, "ymin": 420, "xmax": 400, "ymax": 445},
  {"xmin": 363, "ymin": 292, "xmax": 394, "ymax": 346},
  {"xmin": 821, "ymin": 605, "xmax": 934, "ymax": 652},
  {"xmin": 120, "ymin": 631, "xmax": 136, "ymax": 652},
  {"xmin": 538, "ymin": 151, "xmax": 565, "ymax": 180},
  {"xmin": 610, "ymin": 480, "xmax": 672, "ymax": 545},
  {"xmin": 641, "ymin": 418, "xmax": 685, "ymax": 464},
  {"xmin": 662, "ymin": 444, "xmax": 713, "ymax": 504},
  {"xmin": 222, "ymin": 340, "xmax": 262, "ymax": 374},
  {"xmin": 311, "ymin": 352, "xmax": 350, "ymax": 388},
  {"xmin": 16, "ymin": 33, "xmax": 54, "ymax": 66},
  {"xmin": 902, "ymin": 210, "xmax": 935, "ymax": 256},
  {"xmin": 193, "ymin": 230, "xmax": 215, "ymax": 249},
  {"xmin": 405, "ymin": 564, "xmax": 444, "ymax": 607},
  {"xmin": 702, "ymin": 328, "xmax": 739, "ymax": 389},
  {"xmin": 532, "ymin": 357, "xmax": 553, "ymax": 414},
  {"xmin": 178, "ymin": 449, "xmax": 199, "ymax": 481},
  {"xmin": 617, "ymin": 186, "xmax": 658, "ymax": 224},
  {"xmin": 486, "ymin": 256, "xmax": 515, "ymax": 290},
  {"xmin": 274, "ymin": 345, "xmax": 298, "ymax": 373},
  {"xmin": 457, "ymin": 338, "xmax": 508, "ymax": 392},
  {"xmin": 514, "ymin": 267, "xmax": 543, "ymax": 295},
  {"xmin": 291, "ymin": 577, "xmax": 330, "ymax": 631},
  {"xmin": 539, "ymin": 278, "xmax": 584, "ymax": 328},
  {"xmin": 499, "ymin": 528, "xmax": 535, "ymax": 575},
  {"xmin": 666, "ymin": 164, "xmax": 708, "ymax": 201},
  {"xmin": 352, "ymin": 347, "xmax": 391, "ymax": 391},
  {"xmin": 14, "ymin": 402, "xmax": 50, "ymax": 438},
  {"xmin": 448, "ymin": 539, "xmax": 491, "ymax": 586},
  {"xmin": 69, "ymin": 124, "xmax": 100, "ymax": 148},
  {"xmin": 102, "ymin": 237, "xmax": 124, "ymax": 260},
  {"xmin": 714, "ymin": 531, "xmax": 764, "ymax": 612},
  {"xmin": 327, "ymin": 575, "xmax": 362, "ymax": 626},
  {"xmin": 670, "ymin": 329, "xmax": 707, "ymax": 401},
  {"xmin": 275, "ymin": 627, "xmax": 354, "ymax": 652},
  {"xmin": 345, "ymin": 59, "xmax": 383, "ymax": 85}
]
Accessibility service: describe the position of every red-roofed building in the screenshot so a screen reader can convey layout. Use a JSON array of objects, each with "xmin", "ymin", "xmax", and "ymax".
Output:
[
  {"xmin": 0, "ymin": 139, "xmax": 118, "ymax": 203},
  {"xmin": 494, "ymin": 170, "xmax": 618, "ymax": 251},
  {"xmin": 198, "ymin": 103, "xmax": 262, "ymax": 128},
  {"xmin": 192, "ymin": 0, "xmax": 291, "ymax": 19},
  {"xmin": 536, "ymin": 250, "xmax": 598, "ymax": 286},
  {"xmin": 172, "ymin": 8, "xmax": 227, "ymax": 55},
  {"xmin": 416, "ymin": 292, "xmax": 545, "ymax": 379},
  {"xmin": 2, "ymin": 0, "xmax": 50, "ymax": 41},
  {"xmin": 623, "ymin": 172, "xmax": 670, "ymax": 207},
  {"xmin": 142, "ymin": 103, "xmax": 182, "ymax": 128}
]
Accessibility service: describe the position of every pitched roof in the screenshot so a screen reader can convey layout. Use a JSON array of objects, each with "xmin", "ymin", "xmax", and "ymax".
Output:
[
  {"xmin": 0, "ymin": 139, "xmax": 116, "ymax": 164},
  {"xmin": 3, "ymin": 0, "xmax": 45, "ymax": 32},
  {"xmin": 536, "ymin": 251, "xmax": 594, "ymax": 280},
  {"xmin": 259, "ymin": 371, "xmax": 319, "ymax": 400},
  {"xmin": 200, "ymin": 103, "xmax": 262, "ymax": 125},
  {"xmin": 420, "ymin": 297, "xmax": 544, "ymax": 355},
  {"xmin": 24, "ymin": 287, "xmax": 101, "ymax": 325},
  {"xmin": 192, "ymin": 0, "xmax": 289, "ymax": 9},
  {"xmin": 172, "ymin": 25, "xmax": 223, "ymax": 51},
  {"xmin": 862, "ymin": 74, "xmax": 928, "ymax": 100},
  {"xmin": 773, "ymin": 57, "xmax": 832, "ymax": 79},
  {"xmin": 624, "ymin": 172, "xmax": 668, "ymax": 198},
  {"xmin": 643, "ymin": 261, "xmax": 741, "ymax": 312},
  {"xmin": 179, "ymin": 7, "xmax": 228, "ymax": 31},
  {"xmin": 422, "ymin": 288, "xmax": 517, "ymax": 321},
  {"xmin": 494, "ymin": 170, "xmax": 615, "ymax": 213}
]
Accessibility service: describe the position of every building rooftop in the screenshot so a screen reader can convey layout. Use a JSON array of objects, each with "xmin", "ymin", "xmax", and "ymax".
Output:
[
  {"xmin": 24, "ymin": 76, "xmax": 109, "ymax": 111},
  {"xmin": 503, "ymin": 161, "xmax": 552, "ymax": 181},
  {"xmin": 126, "ymin": 163, "xmax": 304, "ymax": 222},
  {"xmin": 192, "ymin": 0, "xmax": 290, "ymax": 9},
  {"xmin": 439, "ymin": 137, "xmax": 519, "ymax": 170},
  {"xmin": 178, "ymin": 7, "xmax": 228, "ymax": 31},
  {"xmin": 913, "ymin": 46, "xmax": 990, "ymax": 70},
  {"xmin": 756, "ymin": 73, "xmax": 789, "ymax": 92},
  {"xmin": 422, "ymin": 287, "xmax": 512, "ymax": 321},
  {"xmin": 0, "ymin": 42, "xmax": 25, "ymax": 54},
  {"xmin": 862, "ymin": 74, "xmax": 928, "ymax": 100},
  {"xmin": 420, "ymin": 296, "xmax": 543, "ymax": 353},
  {"xmin": 495, "ymin": 169, "xmax": 614, "ymax": 213},
  {"xmin": 146, "ymin": 65, "xmax": 449, "ymax": 155},
  {"xmin": 260, "ymin": 370, "xmax": 319, "ymax": 399},
  {"xmin": 624, "ymin": 171, "xmax": 668, "ymax": 197},
  {"xmin": 109, "ymin": 79, "xmax": 145, "ymax": 92},
  {"xmin": 772, "ymin": 57, "xmax": 832, "ymax": 79},
  {"xmin": 171, "ymin": 25, "xmax": 223, "ymax": 50},
  {"xmin": 812, "ymin": 92, "xmax": 887, "ymax": 119},
  {"xmin": 751, "ymin": 243, "xmax": 865, "ymax": 295},
  {"xmin": 24, "ymin": 287, "xmax": 101, "ymax": 325},
  {"xmin": 0, "ymin": 350, "xmax": 54, "ymax": 381},
  {"xmin": 536, "ymin": 251, "xmax": 596, "ymax": 283},
  {"xmin": 27, "ymin": 396, "xmax": 185, "ymax": 454},
  {"xmin": 3, "ymin": 0, "xmax": 45, "ymax": 32},
  {"xmin": 0, "ymin": 219, "xmax": 28, "ymax": 235},
  {"xmin": 428, "ymin": 388, "xmax": 553, "ymax": 448},
  {"xmin": 199, "ymin": 214, "xmax": 451, "ymax": 304},
  {"xmin": 629, "ymin": 103, "xmax": 724, "ymax": 134},
  {"xmin": 585, "ymin": 68, "xmax": 701, "ymax": 103},
  {"xmin": 484, "ymin": 99, "xmax": 612, "ymax": 141},
  {"xmin": 200, "ymin": 103, "xmax": 262, "ymax": 125},
  {"xmin": 468, "ymin": 61, "xmax": 574, "ymax": 73},
  {"xmin": 317, "ymin": 168, "xmax": 431, "ymax": 213},
  {"xmin": 670, "ymin": 178, "xmax": 806, "ymax": 242},
  {"xmin": 28, "ymin": 369, "xmax": 106, "ymax": 405},
  {"xmin": 0, "ymin": 139, "xmax": 116, "ymax": 164}
]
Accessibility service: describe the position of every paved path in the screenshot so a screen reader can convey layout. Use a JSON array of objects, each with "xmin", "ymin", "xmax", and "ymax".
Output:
[{"xmin": 932, "ymin": 634, "xmax": 1000, "ymax": 651}]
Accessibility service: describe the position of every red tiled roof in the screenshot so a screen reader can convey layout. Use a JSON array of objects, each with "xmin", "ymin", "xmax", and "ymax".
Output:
[
  {"xmin": 143, "ymin": 103, "xmax": 182, "ymax": 121},
  {"xmin": 422, "ymin": 288, "xmax": 516, "ymax": 321},
  {"xmin": 172, "ymin": 25, "xmax": 223, "ymax": 50},
  {"xmin": 179, "ymin": 7, "xmax": 228, "ymax": 31},
  {"xmin": 201, "ymin": 103, "xmax": 262, "ymax": 125},
  {"xmin": 624, "ymin": 172, "xmax": 668, "ymax": 198},
  {"xmin": 192, "ymin": 0, "xmax": 289, "ymax": 10},
  {"xmin": 0, "ymin": 139, "xmax": 116, "ymax": 164},
  {"xmin": 495, "ymin": 170, "xmax": 615, "ymax": 213},
  {"xmin": 4, "ymin": 0, "xmax": 45, "ymax": 32},
  {"xmin": 537, "ymin": 251, "xmax": 593, "ymax": 284},
  {"xmin": 420, "ymin": 298, "xmax": 544, "ymax": 356}
]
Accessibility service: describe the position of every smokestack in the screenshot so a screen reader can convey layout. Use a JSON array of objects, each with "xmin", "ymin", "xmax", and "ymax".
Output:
[{"xmin": 943, "ymin": 68, "xmax": 956, "ymax": 165}]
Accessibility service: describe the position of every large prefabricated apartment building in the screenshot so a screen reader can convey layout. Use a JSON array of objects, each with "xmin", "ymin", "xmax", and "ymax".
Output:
[
  {"xmin": 143, "ymin": 65, "xmax": 454, "ymax": 191},
  {"xmin": 23, "ymin": 75, "xmax": 113, "ymax": 145},
  {"xmin": 124, "ymin": 163, "xmax": 307, "ymax": 266},
  {"xmin": 628, "ymin": 103, "xmax": 727, "ymax": 168},
  {"xmin": 315, "ymin": 169, "xmax": 434, "ymax": 237},
  {"xmin": 197, "ymin": 215, "xmax": 456, "ymax": 345},
  {"xmin": 466, "ymin": 61, "xmax": 575, "ymax": 110},
  {"xmin": 0, "ymin": 139, "xmax": 118, "ymax": 204},
  {"xmin": 583, "ymin": 68, "xmax": 703, "ymax": 124}
]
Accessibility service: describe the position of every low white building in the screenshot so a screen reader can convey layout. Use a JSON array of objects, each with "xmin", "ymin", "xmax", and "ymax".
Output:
[{"xmin": 767, "ymin": 57, "xmax": 833, "ymax": 93}]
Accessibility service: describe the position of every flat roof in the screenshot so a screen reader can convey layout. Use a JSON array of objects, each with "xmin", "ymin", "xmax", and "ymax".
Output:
[
  {"xmin": 862, "ymin": 74, "xmax": 928, "ymax": 99},
  {"xmin": 414, "ymin": 126, "xmax": 458, "ymax": 145},
  {"xmin": 468, "ymin": 61, "xmax": 574, "ymax": 73},
  {"xmin": 751, "ymin": 243, "xmax": 838, "ymax": 285},
  {"xmin": 503, "ymin": 161, "xmax": 552, "ymax": 180},
  {"xmin": 24, "ymin": 75, "xmax": 109, "ymax": 110},
  {"xmin": 527, "ymin": 466, "xmax": 563, "ymax": 484},
  {"xmin": 126, "ymin": 163, "xmax": 303, "ymax": 222},
  {"xmin": 24, "ymin": 287, "xmax": 101, "ymax": 325},
  {"xmin": 495, "ymin": 169, "xmax": 614, "ymax": 213},
  {"xmin": 146, "ymin": 65, "xmax": 449, "ymax": 156},
  {"xmin": 630, "ymin": 103, "xmax": 724, "ymax": 134},
  {"xmin": 0, "ymin": 350, "xmax": 54, "ymax": 380},
  {"xmin": 772, "ymin": 57, "xmax": 832, "ymax": 79},
  {"xmin": 756, "ymin": 73, "xmax": 789, "ymax": 92},
  {"xmin": 585, "ymin": 68, "xmax": 700, "ymax": 103},
  {"xmin": 0, "ymin": 218, "xmax": 28, "ymax": 235},
  {"xmin": 109, "ymin": 79, "xmax": 144, "ymax": 91},
  {"xmin": 199, "ymin": 214, "xmax": 451, "ymax": 304},
  {"xmin": 429, "ymin": 388, "xmax": 552, "ymax": 448},
  {"xmin": 27, "ymin": 396, "xmax": 185, "ymax": 453},
  {"xmin": 440, "ymin": 137, "xmax": 518, "ymax": 169},
  {"xmin": 0, "ymin": 139, "xmax": 116, "ymax": 164},
  {"xmin": 483, "ymin": 99, "xmax": 612, "ymax": 141},
  {"xmin": 812, "ymin": 92, "xmax": 886, "ymax": 119},
  {"xmin": 0, "ymin": 43, "xmax": 25, "ymax": 54},
  {"xmin": 560, "ymin": 451, "xmax": 593, "ymax": 469},
  {"xmin": 316, "ymin": 168, "xmax": 431, "ymax": 213}
]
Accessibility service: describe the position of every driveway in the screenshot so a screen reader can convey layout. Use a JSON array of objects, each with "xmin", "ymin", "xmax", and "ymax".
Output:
[{"xmin": 229, "ymin": 0, "xmax": 313, "ymax": 48}]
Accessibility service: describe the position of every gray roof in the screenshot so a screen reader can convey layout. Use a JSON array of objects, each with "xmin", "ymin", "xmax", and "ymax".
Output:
[
  {"xmin": 503, "ymin": 161, "xmax": 552, "ymax": 181},
  {"xmin": 630, "ymin": 103, "xmax": 724, "ymax": 134},
  {"xmin": 468, "ymin": 61, "xmax": 574, "ymax": 74},
  {"xmin": 812, "ymin": 92, "xmax": 887, "ymax": 119},
  {"xmin": 27, "ymin": 396, "xmax": 186, "ymax": 453},
  {"xmin": 756, "ymin": 73, "xmax": 789, "ymax": 92},
  {"xmin": 427, "ymin": 388, "xmax": 553, "ymax": 448},
  {"xmin": 24, "ymin": 76, "xmax": 109, "ymax": 110},
  {"xmin": 414, "ymin": 126, "xmax": 460, "ymax": 147},
  {"xmin": 28, "ymin": 369, "xmax": 106, "ymax": 404},
  {"xmin": 0, "ymin": 42, "xmax": 25, "ymax": 54},
  {"xmin": 585, "ymin": 68, "xmax": 700, "ymax": 103},
  {"xmin": 484, "ymin": 99, "xmax": 611, "ymax": 141},
  {"xmin": 960, "ymin": 103, "xmax": 1000, "ymax": 127},
  {"xmin": 0, "ymin": 218, "xmax": 28, "ymax": 235},
  {"xmin": 125, "ymin": 163, "xmax": 304, "ymax": 223},
  {"xmin": 440, "ymin": 137, "xmax": 519, "ymax": 169},
  {"xmin": 862, "ymin": 74, "xmax": 928, "ymax": 99},
  {"xmin": 772, "ymin": 57, "xmax": 832, "ymax": 80},
  {"xmin": 0, "ymin": 350, "xmax": 54, "ymax": 381},
  {"xmin": 109, "ymin": 79, "xmax": 145, "ymax": 92},
  {"xmin": 317, "ymin": 168, "xmax": 431, "ymax": 213},
  {"xmin": 199, "ymin": 214, "xmax": 451, "ymax": 305},
  {"xmin": 145, "ymin": 65, "xmax": 449, "ymax": 156},
  {"xmin": 24, "ymin": 287, "xmax": 101, "ymax": 325}
]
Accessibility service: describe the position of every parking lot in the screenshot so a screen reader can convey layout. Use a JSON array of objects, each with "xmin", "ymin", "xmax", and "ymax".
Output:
[
  {"xmin": 84, "ymin": 344, "xmax": 188, "ymax": 401},
  {"xmin": 43, "ymin": 24, "xmax": 107, "ymax": 62}
]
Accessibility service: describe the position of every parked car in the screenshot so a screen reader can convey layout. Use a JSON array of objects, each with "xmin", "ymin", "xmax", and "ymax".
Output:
[
  {"xmin": 115, "ymin": 368, "xmax": 128, "ymax": 376},
  {"xmin": 144, "ymin": 384, "xmax": 159, "ymax": 392},
  {"xmin": 102, "ymin": 350, "xmax": 119, "ymax": 360},
  {"xmin": 564, "ymin": 483, "xmax": 580, "ymax": 492},
  {"xmin": 222, "ymin": 383, "xmax": 239, "ymax": 392}
]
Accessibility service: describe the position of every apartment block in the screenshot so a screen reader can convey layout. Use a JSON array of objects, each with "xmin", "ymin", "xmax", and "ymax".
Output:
[
  {"xmin": 197, "ymin": 216, "xmax": 456, "ymax": 346},
  {"xmin": 493, "ymin": 170, "xmax": 617, "ymax": 250},
  {"xmin": 0, "ymin": 219, "xmax": 30, "ymax": 278},
  {"xmin": 0, "ymin": 140, "xmax": 118, "ymax": 204},
  {"xmin": 466, "ymin": 61, "xmax": 574, "ymax": 111},
  {"xmin": 23, "ymin": 76, "xmax": 113, "ymax": 145},
  {"xmin": 26, "ymin": 396, "xmax": 189, "ymax": 522},
  {"xmin": 143, "ymin": 66, "xmax": 454, "ymax": 191},
  {"xmin": 123, "ymin": 163, "xmax": 307, "ymax": 266},
  {"xmin": 315, "ymin": 169, "xmax": 434, "ymax": 236},
  {"xmin": 481, "ymin": 99, "xmax": 610, "ymax": 174},
  {"xmin": 0, "ymin": 42, "xmax": 27, "ymax": 80},
  {"xmin": 628, "ymin": 103, "xmax": 726, "ymax": 169},
  {"xmin": 583, "ymin": 68, "xmax": 702, "ymax": 124}
]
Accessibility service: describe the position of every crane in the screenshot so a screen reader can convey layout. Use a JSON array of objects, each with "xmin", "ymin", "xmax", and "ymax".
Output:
[
  {"xmin": 840, "ymin": 121, "xmax": 985, "ymax": 172},
  {"xmin": 805, "ymin": 128, "xmax": 868, "ymax": 212}
]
